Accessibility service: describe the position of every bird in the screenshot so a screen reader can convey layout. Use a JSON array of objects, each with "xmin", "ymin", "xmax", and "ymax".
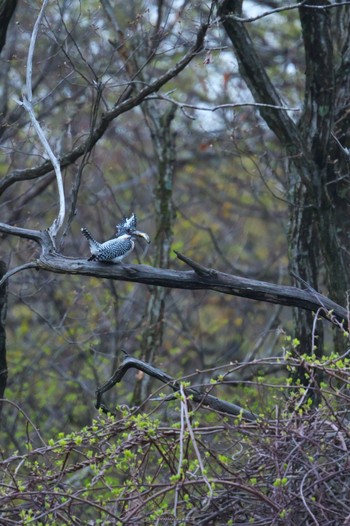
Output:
[{"xmin": 81, "ymin": 213, "xmax": 150, "ymax": 263}]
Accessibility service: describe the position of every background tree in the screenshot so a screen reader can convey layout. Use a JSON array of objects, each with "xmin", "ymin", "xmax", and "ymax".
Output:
[{"xmin": 219, "ymin": 0, "xmax": 350, "ymax": 380}]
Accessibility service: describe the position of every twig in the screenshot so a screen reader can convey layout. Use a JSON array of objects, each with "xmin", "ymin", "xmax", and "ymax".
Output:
[
  {"xmin": 215, "ymin": 1, "xmax": 350, "ymax": 25},
  {"xmin": 300, "ymin": 468, "xmax": 320, "ymax": 525},
  {"xmin": 146, "ymin": 93, "xmax": 300, "ymax": 114},
  {"xmin": 290, "ymin": 271, "xmax": 318, "ymax": 293},
  {"xmin": 0, "ymin": 262, "xmax": 38, "ymax": 288},
  {"xmin": 331, "ymin": 132, "xmax": 350, "ymax": 159},
  {"xmin": 179, "ymin": 383, "xmax": 213, "ymax": 501},
  {"xmin": 311, "ymin": 308, "xmax": 322, "ymax": 354}
]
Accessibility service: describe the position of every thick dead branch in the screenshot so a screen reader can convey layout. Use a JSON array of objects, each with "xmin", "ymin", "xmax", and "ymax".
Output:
[
  {"xmin": 0, "ymin": 222, "xmax": 347, "ymax": 327},
  {"xmin": 175, "ymin": 250, "xmax": 218, "ymax": 278},
  {"xmin": 96, "ymin": 355, "xmax": 257, "ymax": 421}
]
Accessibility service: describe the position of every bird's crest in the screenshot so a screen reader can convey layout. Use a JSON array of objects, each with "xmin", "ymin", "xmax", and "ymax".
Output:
[{"xmin": 116, "ymin": 213, "xmax": 137, "ymax": 237}]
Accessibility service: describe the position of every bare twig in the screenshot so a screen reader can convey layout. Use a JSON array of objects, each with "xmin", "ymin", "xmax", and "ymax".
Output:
[
  {"xmin": 179, "ymin": 383, "xmax": 213, "ymax": 501},
  {"xmin": 215, "ymin": 1, "xmax": 350, "ymax": 24},
  {"xmin": 0, "ymin": 262, "xmax": 38, "ymax": 288},
  {"xmin": 146, "ymin": 93, "xmax": 301, "ymax": 114}
]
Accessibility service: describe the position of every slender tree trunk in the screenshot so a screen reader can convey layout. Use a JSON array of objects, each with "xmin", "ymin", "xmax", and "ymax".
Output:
[
  {"xmin": 0, "ymin": 261, "xmax": 8, "ymax": 423},
  {"xmin": 132, "ymin": 105, "xmax": 177, "ymax": 405}
]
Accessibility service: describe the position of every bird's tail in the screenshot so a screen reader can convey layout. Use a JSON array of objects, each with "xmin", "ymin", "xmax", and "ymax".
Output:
[{"xmin": 81, "ymin": 227, "xmax": 100, "ymax": 254}]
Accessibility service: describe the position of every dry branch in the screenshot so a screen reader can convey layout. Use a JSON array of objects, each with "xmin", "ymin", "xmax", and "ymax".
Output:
[
  {"xmin": 0, "ymin": 222, "xmax": 347, "ymax": 328},
  {"xmin": 16, "ymin": 0, "xmax": 65, "ymax": 244},
  {"xmin": 96, "ymin": 355, "xmax": 257, "ymax": 421}
]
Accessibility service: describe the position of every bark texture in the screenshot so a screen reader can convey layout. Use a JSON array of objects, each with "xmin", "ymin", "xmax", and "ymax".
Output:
[
  {"xmin": 0, "ymin": 0, "xmax": 17, "ymax": 53},
  {"xmin": 0, "ymin": 261, "xmax": 8, "ymax": 422}
]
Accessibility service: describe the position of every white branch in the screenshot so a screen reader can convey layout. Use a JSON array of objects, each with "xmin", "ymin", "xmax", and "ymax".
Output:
[
  {"xmin": 18, "ymin": 0, "xmax": 66, "ymax": 247},
  {"xmin": 20, "ymin": 97, "xmax": 66, "ymax": 243},
  {"xmin": 146, "ymin": 93, "xmax": 300, "ymax": 115},
  {"xmin": 26, "ymin": 0, "xmax": 48, "ymax": 102}
]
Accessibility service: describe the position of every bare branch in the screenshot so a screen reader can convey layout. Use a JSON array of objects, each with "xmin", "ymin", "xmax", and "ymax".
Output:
[
  {"xmin": 0, "ymin": 222, "xmax": 347, "ymax": 327},
  {"xmin": 96, "ymin": 355, "xmax": 257, "ymax": 421},
  {"xmin": 1, "ymin": 18, "xmax": 210, "ymax": 196},
  {"xmin": 16, "ymin": 0, "xmax": 65, "ymax": 245},
  {"xmin": 215, "ymin": 1, "xmax": 350, "ymax": 24},
  {"xmin": 18, "ymin": 97, "xmax": 65, "ymax": 243},
  {"xmin": 0, "ymin": 222, "xmax": 47, "ymax": 244},
  {"xmin": 147, "ymin": 93, "xmax": 301, "ymax": 114},
  {"xmin": 0, "ymin": 262, "xmax": 38, "ymax": 288},
  {"xmin": 6, "ymin": 252, "xmax": 350, "ymax": 326},
  {"xmin": 25, "ymin": 0, "xmax": 48, "ymax": 103}
]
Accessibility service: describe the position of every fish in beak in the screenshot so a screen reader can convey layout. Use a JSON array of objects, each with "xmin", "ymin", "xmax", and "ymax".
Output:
[{"xmin": 133, "ymin": 231, "xmax": 150, "ymax": 243}]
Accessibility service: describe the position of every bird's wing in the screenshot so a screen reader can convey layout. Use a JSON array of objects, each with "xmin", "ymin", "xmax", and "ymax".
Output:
[{"xmin": 94, "ymin": 236, "xmax": 134, "ymax": 261}]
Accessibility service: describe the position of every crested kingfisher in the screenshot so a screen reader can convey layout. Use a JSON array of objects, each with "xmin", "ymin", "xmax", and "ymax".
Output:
[{"xmin": 81, "ymin": 213, "xmax": 150, "ymax": 263}]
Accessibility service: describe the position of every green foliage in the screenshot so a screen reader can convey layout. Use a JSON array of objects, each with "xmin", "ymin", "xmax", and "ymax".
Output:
[{"xmin": 2, "ymin": 352, "xmax": 350, "ymax": 523}]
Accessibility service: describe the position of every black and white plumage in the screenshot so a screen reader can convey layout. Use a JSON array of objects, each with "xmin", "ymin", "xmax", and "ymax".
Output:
[
  {"xmin": 81, "ymin": 214, "xmax": 150, "ymax": 263},
  {"xmin": 115, "ymin": 213, "xmax": 138, "ymax": 237}
]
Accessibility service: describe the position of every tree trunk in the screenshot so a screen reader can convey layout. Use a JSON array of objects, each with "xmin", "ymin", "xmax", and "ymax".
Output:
[
  {"xmin": 0, "ymin": 261, "xmax": 8, "ymax": 423},
  {"xmin": 218, "ymin": 0, "xmax": 350, "ymax": 394},
  {"xmin": 0, "ymin": 0, "xmax": 18, "ymax": 53},
  {"xmin": 132, "ymin": 105, "xmax": 177, "ymax": 405}
]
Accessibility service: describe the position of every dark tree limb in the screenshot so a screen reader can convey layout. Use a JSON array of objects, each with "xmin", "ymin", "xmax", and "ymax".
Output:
[
  {"xmin": 0, "ymin": 0, "xmax": 18, "ymax": 54},
  {"xmin": 96, "ymin": 355, "xmax": 257, "ymax": 421},
  {"xmin": 217, "ymin": 0, "xmax": 311, "ymax": 175},
  {"xmin": 0, "ymin": 222, "xmax": 347, "ymax": 328},
  {"xmin": 175, "ymin": 250, "xmax": 218, "ymax": 278}
]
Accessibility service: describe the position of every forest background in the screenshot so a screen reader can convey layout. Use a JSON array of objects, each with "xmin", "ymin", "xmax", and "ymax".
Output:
[{"xmin": 0, "ymin": 1, "xmax": 350, "ymax": 524}]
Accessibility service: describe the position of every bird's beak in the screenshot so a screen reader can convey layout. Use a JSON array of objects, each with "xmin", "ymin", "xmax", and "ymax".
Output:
[{"xmin": 134, "ymin": 231, "xmax": 150, "ymax": 243}]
